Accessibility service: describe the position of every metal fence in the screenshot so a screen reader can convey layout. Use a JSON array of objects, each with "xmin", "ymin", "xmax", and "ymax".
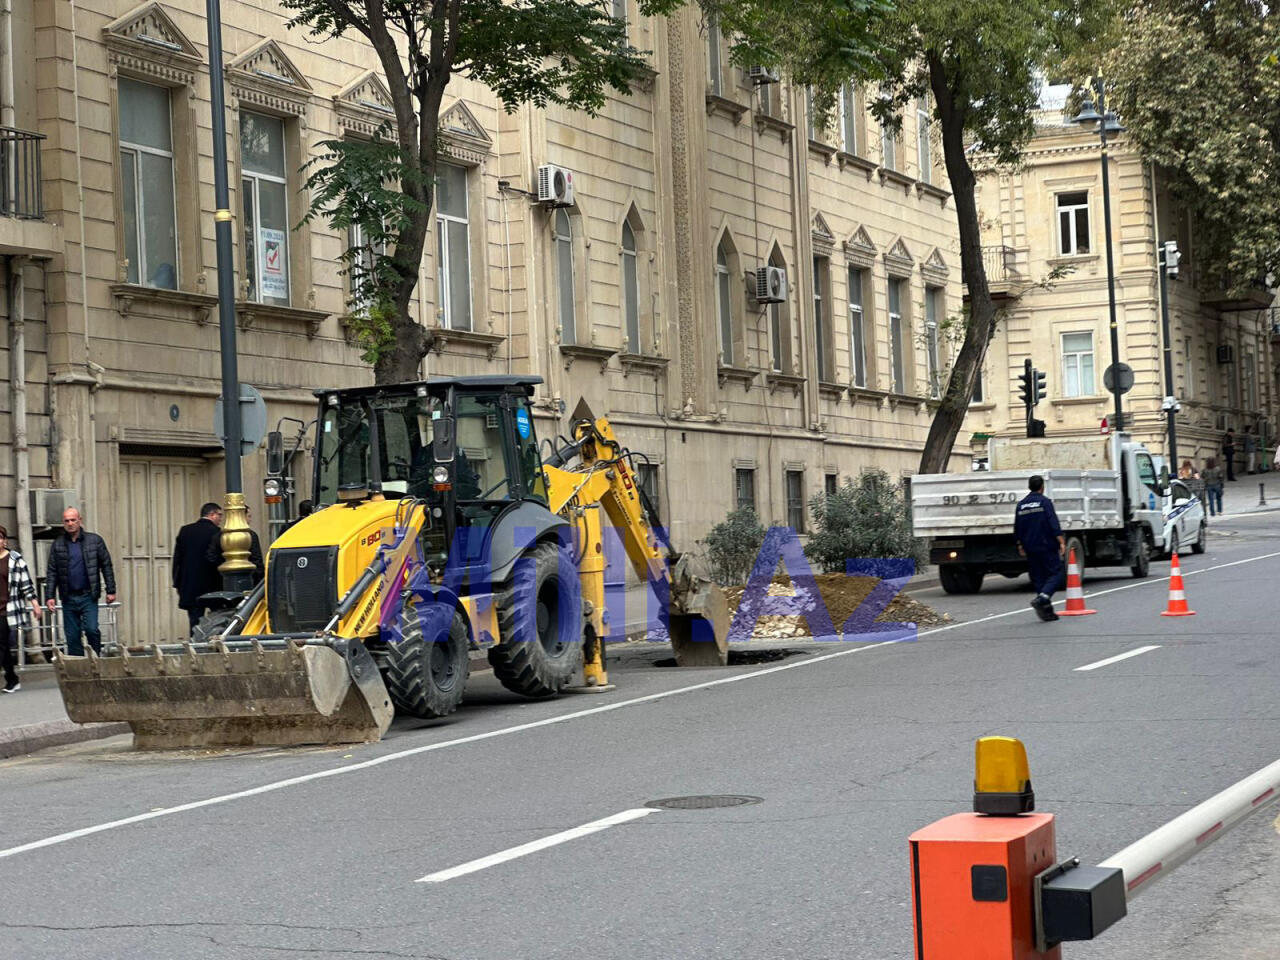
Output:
[
  {"xmin": 0, "ymin": 126, "xmax": 44, "ymax": 220},
  {"xmin": 19, "ymin": 602, "xmax": 121, "ymax": 666},
  {"xmin": 962, "ymin": 245, "xmax": 1018, "ymax": 285}
]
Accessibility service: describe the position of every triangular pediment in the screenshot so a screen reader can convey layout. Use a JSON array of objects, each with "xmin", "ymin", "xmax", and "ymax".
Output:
[
  {"xmin": 811, "ymin": 213, "xmax": 834, "ymax": 240},
  {"xmin": 924, "ymin": 247, "xmax": 948, "ymax": 273},
  {"xmin": 104, "ymin": 2, "xmax": 201, "ymax": 63},
  {"xmin": 229, "ymin": 39, "xmax": 311, "ymax": 92},
  {"xmin": 885, "ymin": 238, "xmax": 913, "ymax": 263},
  {"xmin": 336, "ymin": 71, "xmax": 394, "ymax": 115},
  {"xmin": 846, "ymin": 225, "xmax": 876, "ymax": 254},
  {"xmin": 441, "ymin": 100, "xmax": 491, "ymax": 146}
]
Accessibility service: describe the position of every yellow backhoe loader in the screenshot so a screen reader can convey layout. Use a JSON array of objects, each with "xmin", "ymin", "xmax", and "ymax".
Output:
[{"xmin": 55, "ymin": 376, "xmax": 728, "ymax": 748}]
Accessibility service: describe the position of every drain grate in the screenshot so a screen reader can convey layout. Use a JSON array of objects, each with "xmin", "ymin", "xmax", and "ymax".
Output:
[{"xmin": 645, "ymin": 795, "xmax": 763, "ymax": 810}]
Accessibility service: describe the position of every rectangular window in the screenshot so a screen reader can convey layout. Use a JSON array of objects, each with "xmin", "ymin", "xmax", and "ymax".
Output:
[
  {"xmin": 806, "ymin": 86, "xmax": 818, "ymax": 141},
  {"xmin": 971, "ymin": 367, "xmax": 984, "ymax": 404},
  {"xmin": 119, "ymin": 78, "xmax": 178, "ymax": 290},
  {"xmin": 881, "ymin": 118, "xmax": 897, "ymax": 171},
  {"xmin": 786, "ymin": 469, "xmax": 805, "ymax": 533},
  {"xmin": 813, "ymin": 255, "xmax": 832, "ymax": 381},
  {"xmin": 925, "ymin": 286, "xmax": 942, "ymax": 398},
  {"xmin": 241, "ymin": 111, "xmax": 290, "ymax": 305},
  {"xmin": 1183, "ymin": 335, "xmax": 1193, "ymax": 400},
  {"xmin": 734, "ymin": 467, "xmax": 756, "ymax": 513},
  {"xmin": 436, "ymin": 163, "xmax": 472, "ymax": 330},
  {"xmin": 612, "ymin": 0, "xmax": 627, "ymax": 26},
  {"xmin": 636, "ymin": 462, "xmax": 659, "ymax": 519},
  {"xmin": 707, "ymin": 13, "xmax": 722, "ymax": 97},
  {"xmin": 716, "ymin": 246, "xmax": 733, "ymax": 365},
  {"xmin": 1062, "ymin": 331, "xmax": 1095, "ymax": 398},
  {"xmin": 840, "ymin": 84, "xmax": 858, "ymax": 155},
  {"xmin": 824, "ymin": 472, "xmax": 838, "ymax": 497},
  {"xmin": 1057, "ymin": 192, "xmax": 1090, "ymax": 256},
  {"xmin": 1244, "ymin": 351, "xmax": 1258, "ymax": 410},
  {"xmin": 770, "ymin": 302, "xmax": 783, "ymax": 372},
  {"xmin": 888, "ymin": 278, "xmax": 905, "ymax": 394},
  {"xmin": 347, "ymin": 220, "xmax": 385, "ymax": 312},
  {"xmin": 916, "ymin": 96, "xmax": 931, "ymax": 184},
  {"xmin": 848, "ymin": 267, "xmax": 866, "ymax": 388},
  {"xmin": 554, "ymin": 209, "xmax": 575, "ymax": 345}
]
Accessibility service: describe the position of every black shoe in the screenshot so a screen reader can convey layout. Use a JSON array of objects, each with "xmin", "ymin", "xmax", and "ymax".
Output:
[
  {"xmin": 1031, "ymin": 597, "xmax": 1053, "ymax": 621},
  {"xmin": 1043, "ymin": 607, "xmax": 1060, "ymax": 621}
]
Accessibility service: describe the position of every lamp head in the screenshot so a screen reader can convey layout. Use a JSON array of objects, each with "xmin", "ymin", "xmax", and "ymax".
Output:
[{"xmin": 1072, "ymin": 96, "xmax": 1101, "ymax": 125}]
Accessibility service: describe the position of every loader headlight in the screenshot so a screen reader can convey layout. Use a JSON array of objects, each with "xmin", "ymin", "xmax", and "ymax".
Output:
[
  {"xmin": 432, "ymin": 466, "xmax": 449, "ymax": 483},
  {"xmin": 263, "ymin": 478, "xmax": 282, "ymax": 498}
]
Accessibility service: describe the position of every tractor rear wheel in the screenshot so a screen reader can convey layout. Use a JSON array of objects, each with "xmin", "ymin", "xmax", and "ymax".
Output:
[
  {"xmin": 192, "ymin": 608, "xmax": 238, "ymax": 643},
  {"xmin": 490, "ymin": 540, "xmax": 583, "ymax": 697},
  {"xmin": 385, "ymin": 603, "xmax": 470, "ymax": 719}
]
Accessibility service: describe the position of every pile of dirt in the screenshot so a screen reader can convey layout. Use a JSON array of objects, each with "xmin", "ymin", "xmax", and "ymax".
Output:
[{"xmin": 720, "ymin": 573, "xmax": 949, "ymax": 641}]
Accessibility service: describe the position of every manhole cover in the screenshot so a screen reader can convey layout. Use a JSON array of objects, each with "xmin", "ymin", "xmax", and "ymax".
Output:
[{"xmin": 645, "ymin": 795, "xmax": 763, "ymax": 810}]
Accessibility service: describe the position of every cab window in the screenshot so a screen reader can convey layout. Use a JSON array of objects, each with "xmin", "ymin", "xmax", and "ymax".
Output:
[
  {"xmin": 455, "ymin": 394, "xmax": 512, "ymax": 501},
  {"xmin": 510, "ymin": 400, "xmax": 546, "ymax": 503},
  {"xmin": 1135, "ymin": 453, "xmax": 1161, "ymax": 495},
  {"xmin": 1171, "ymin": 481, "xmax": 1191, "ymax": 504}
]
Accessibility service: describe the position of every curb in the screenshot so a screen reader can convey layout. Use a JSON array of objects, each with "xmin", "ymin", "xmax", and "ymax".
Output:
[{"xmin": 0, "ymin": 719, "xmax": 130, "ymax": 759}]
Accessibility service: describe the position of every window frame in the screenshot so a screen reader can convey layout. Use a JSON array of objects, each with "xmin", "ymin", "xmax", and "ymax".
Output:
[
  {"xmin": 706, "ymin": 12, "xmax": 723, "ymax": 97},
  {"xmin": 880, "ymin": 116, "xmax": 899, "ymax": 171},
  {"xmin": 1183, "ymin": 334, "xmax": 1193, "ymax": 400},
  {"xmin": 716, "ymin": 241, "xmax": 734, "ymax": 366},
  {"xmin": 916, "ymin": 95, "xmax": 932, "ymax": 184},
  {"xmin": 848, "ymin": 266, "xmax": 866, "ymax": 388},
  {"xmin": 554, "ymin": 208, "xmax": 577, "ymax": 346},
  {"xmin": 735, "ymin": 467, "xmax": 756, "ymax": 513},
  {"xmin": 813, "ymin": 254, "xmax": 834, "ymax": 381},
  {"xmin": 839, "ymin": 83, "xmax": 859, "ymax": 156},
  {"xmin": 347, "ymin": 219, "xmax": 386, "ymax": 313},
  {"xmin": 435, "ymin": 162, "xmax": 473, "ymax": 331},
  {"xmin": 622, "ymin": 220, "xmax": 640, "ymax": 353},
  {"xmin": 240, "ymin": 110, "xmax": 292, "ymax": 306},
  {"xmin": 1056, "ymin": 191, "xmax": 1091, "ymax": 256},
  {"xmin": 118, "ymin": 77, "xmax": 179, "ymax": 291},
  {"xmin": 924, "ymin": 285, "xmax": 942, "ymax": 399},
  {"xmin": 1061, "ymin": 330, "xmax": 1096, "ymax": 398},
  {"xmin": 785, "ymin": 468, "xmax": 806, "ymax": 534},
  {"xmin": 888, "ymin": 277, "xmax": 906, "ymax": 394}
]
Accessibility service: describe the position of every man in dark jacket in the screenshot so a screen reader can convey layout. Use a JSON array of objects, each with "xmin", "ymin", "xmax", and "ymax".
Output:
[
  {"xmin": 205, "ymin": 506, "xmax": 265, "ymax": 587},
  {"xmin": 1014, "ymin": 476, "xmax": 1066, "ymax": 622},
  {"xmin": 45, "ymin": 507, "xmax": 117, "ymax": 655},
  {"xmin": 173, "ymin": 502, "xmax": 224, "ymax": 634}
]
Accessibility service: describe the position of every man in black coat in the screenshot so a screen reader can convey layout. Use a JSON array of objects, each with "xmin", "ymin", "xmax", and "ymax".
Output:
[
  {"xmin": 45, "ymin": 508, "xmax": 117, "ymax": 655},
  {"xmin": 173, "ymin": 502, "xmax": 223, "ymax": 634},
  {"xmin": 205, "ymin": 506, "xmax": 265, "ymax": 587}
]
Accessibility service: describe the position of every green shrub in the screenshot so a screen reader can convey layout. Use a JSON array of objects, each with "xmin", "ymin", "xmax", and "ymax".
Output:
[
  {"xmin": 804, "ymin": 470, "xmax": 927, "ymax": 574},
  {"xmin": 702, "ymin": 507, "xmax": 767, "ymax": 586}
]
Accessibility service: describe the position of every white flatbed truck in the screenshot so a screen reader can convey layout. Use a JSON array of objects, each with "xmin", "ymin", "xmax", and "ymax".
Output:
[{"xmin": 911, "ymin": 433, "xmax": 1169, "ymax": 594}]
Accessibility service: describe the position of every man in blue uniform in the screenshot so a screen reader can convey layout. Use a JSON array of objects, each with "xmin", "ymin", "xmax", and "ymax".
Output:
[{"xmin": 1014, "ymin": 475, "xmax": 1066, "ymax": 622}]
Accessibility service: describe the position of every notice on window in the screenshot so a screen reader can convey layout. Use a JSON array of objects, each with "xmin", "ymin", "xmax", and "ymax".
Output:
[{"xmin": 261, "ymin": 228, "xmax": 288, "ymax": 299}]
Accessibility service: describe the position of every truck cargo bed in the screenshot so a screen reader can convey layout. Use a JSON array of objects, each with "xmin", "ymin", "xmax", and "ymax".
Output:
[{"xmin": 911, "ymin": 470, "xmax": 1123, "ymax": 539}]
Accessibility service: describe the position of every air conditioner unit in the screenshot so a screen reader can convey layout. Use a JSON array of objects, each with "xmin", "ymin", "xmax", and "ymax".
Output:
[
  {"xmin": 748, "ymin": 66, "xmax": 780, "ymax": 85},
  {"xmin": 754, "ymin": 266, "xmax": 787, "ymax": 304},
  {"xmin": 536, "ymin": 164, "xmax": 575, "ymax": 207},
  {"xmin": 31, "ymin": 488, "xmax": 78, "ymax": 527},
  {"xmin": 1216, "ymin": 344, "xmax": 1235, "ymax": 364}
]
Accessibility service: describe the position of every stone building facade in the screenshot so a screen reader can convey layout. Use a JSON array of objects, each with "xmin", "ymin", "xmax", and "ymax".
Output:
[
  {"xmin": 6, "ymin": 0, "xmax": 964, "ymax": 642},
  {"xmin": 964, "ymin": 93, "xmax": 1275, "ymax": 471}
]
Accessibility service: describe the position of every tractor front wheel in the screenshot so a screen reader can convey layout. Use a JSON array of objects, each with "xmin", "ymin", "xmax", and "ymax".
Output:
[
  {"xmin": 385, "ymin": 603, "xmax": 470, "ymax": 719},
  {"xmin": 490, "ymin": 540, "xmax": 583, "ymax": 697}
]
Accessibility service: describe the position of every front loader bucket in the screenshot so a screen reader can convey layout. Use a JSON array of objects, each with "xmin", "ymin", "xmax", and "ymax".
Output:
[
  {"xmin": 668, "ymin": 555, "xmax": 730, "ymax": 667},
  {"xmin": 55, "ymin": 640, "xmax": 393, "ymax": 749}
]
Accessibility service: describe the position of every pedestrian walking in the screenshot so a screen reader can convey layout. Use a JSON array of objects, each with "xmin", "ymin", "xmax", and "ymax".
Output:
[
  {"xmin": 173, "ymin": 502, "xmax": 224, "ymax": 635},
  {"xmin": 205, "ymin": 507, "xmax": 265, "ymax": 586},
  {"xmin": 1201, "ymin": 458, "xmax": 1224, "ymax": 517},
  {"xmin": 1014, "ymin": 475, "xmax": 1066, "ymax": 622},
  {"xmin": 1222, "ymin": 428, "xmax": 1237, "ymax": 481},
  {"xmin": 44, "ymin": 508, "xmax": 117, "ymax": 656},
  {"xmin": 1178, "ymin": 459, "xmax": 1198, "ymax": 480},
  {"xmin": 1244, "ymin": 426, "xmax": 1258, "ymax": 475},
  {"xmin": 0, "ymin": 526, "xmax": 42, "ymax": 693},
  {"xmin": 1273, "ymin": 440, "xmax": 1280, "ymax": 473}
]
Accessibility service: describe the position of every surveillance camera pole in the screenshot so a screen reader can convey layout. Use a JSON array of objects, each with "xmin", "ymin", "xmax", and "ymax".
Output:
[
  {"xmin": 1158, "ymin": 241, "xmax": 1179, "ymax": 471},
  {"xmin": 1096, "ymin": 80, "xmax": 1124, "ymax": 434},
  {"xmin": 205, "ymin": 0, "xmax": 254, "ymax": 593}
]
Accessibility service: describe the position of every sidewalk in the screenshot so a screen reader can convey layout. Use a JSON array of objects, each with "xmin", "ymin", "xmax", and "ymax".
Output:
[
  {"xmin": 0, "ymin": 665, "xmax": 127, "ymax": 759},
  {"xmin": 1213, "ymin": 473, "xmax": 1280, "ymax": 518}
]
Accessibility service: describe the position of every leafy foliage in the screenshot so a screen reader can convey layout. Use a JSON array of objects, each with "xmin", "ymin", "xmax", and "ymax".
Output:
[
  {"xmin": 282, "ymin": 0, "xmax": 676, "ymax": 381},
  {"xmin": 1090, "ymin": 1, "xmax": 1280, "ymax": 292},
  {"xmin": 804, "ymin": 471, "xmax": 927, "ymax": 575},
  {"xmin": 701, "ymin": 507, "xmax": 767, "ymax": 586}
]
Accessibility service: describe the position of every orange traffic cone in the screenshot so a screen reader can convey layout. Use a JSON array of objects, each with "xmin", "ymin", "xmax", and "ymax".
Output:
[
  {"xmin": 1059, "ymin": 548, "xmax": 1096, "ymax": 616},
  {"xmin": 1161, "ymin": 553, "xmax": 1196, "ymax": 617}
]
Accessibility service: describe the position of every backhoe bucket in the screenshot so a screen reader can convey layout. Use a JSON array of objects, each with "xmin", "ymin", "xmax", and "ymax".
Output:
[
  {"xmin": 55, "ymin": 639, "xmax": 393, "ymax": 749},
  {"xmin": 668, "ymin": 555, "xmax": 730, "ymax": 667}
]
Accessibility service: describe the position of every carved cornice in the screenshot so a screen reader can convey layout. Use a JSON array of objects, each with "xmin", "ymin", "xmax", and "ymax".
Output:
[
  {"xmin": 103, "ymin": 2, "xmax": 202, "ymax": 85},
  {"xmin": 235, "ymin": 301, "xmax": 329, "ymax": 337},
  {"xmin": 334, "ymin": 70, "xmax": 397, "ymax": 138},
  {"xmin": 429, "ymin": 326, "xmax": 504, "ymax": 360},
  {"xmin": 560, "ymin": 343, "xmax": 616, "ymax": 372},
  {"xmin": 705, "ymin": 94, "xmax": 749, "ymax": 124},
  {"xmin": 718, "ymin": 365, "xmax": 757, "ymax": 390},
  {"xmin": 227, "ymin": 39, "xmax": 311, "ymax": 117},
  {"xmin": 110, "ymin": 283, "xmax": 219, "ymax": 324},
  {"xmin": 837, "ymin": 151, "xmax": 877, "ymax": 180}
]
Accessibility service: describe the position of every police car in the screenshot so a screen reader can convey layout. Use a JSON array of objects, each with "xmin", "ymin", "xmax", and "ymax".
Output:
[{"xmin": 1161, "ymin": 478, "xmax": 1207, "ymax": 557}]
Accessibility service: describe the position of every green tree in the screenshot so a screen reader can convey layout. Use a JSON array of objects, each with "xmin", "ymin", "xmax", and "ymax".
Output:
[
  {"xmin": 805, "ymin": 471, "xmax": 926, "ymax": 573},
  {"xmin": 701, "ymin": 506, "xmax": 767, "ymax": 585},
  {"xmin": 284, "ymin": 0, "xmax": 681, "ymax": 383},
  {"xmin": 712, "ymin": 0, "xmax": 1108, "ymax": 474},
  {"xmin": 1092, "ymin": 1, "xmax": 1280, "ymax": 292}
]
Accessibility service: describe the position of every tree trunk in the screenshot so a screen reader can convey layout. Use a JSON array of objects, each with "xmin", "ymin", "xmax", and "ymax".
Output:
[{"xmin": 917, "ymin": 55, "xmax": 1000, "ymax": 475}]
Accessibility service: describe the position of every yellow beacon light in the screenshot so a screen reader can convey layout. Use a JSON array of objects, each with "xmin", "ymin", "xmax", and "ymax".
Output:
[{"xmin": 973, "ymin": 736, "xmax": 1035, "ymax": 815}]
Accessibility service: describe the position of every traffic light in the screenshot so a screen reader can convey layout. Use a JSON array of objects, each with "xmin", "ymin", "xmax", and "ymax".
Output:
[
  {"xmin": 1018, "ymin": 359, "xmax": 1034, "ymax": 408},
  {"xmin": 1033, "ymin": 368, "xmax": 1046, "ymax": 405}
]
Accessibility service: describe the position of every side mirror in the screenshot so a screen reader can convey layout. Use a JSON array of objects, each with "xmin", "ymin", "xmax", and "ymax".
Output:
[
  {"xmin": 1159, "ymin": 464, "xmax": 1171, "ymax": 495},
  {"xmin": 432, "ymin": 416, "xmax": 456, "ymax": 463},
  {"xmin": 266, "ymin": 431, "xmax": 284, "ymax": 476}
]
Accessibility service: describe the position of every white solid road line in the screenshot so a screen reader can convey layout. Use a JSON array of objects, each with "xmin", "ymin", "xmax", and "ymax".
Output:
[
  {"xmin": 4, "ymin": 547, "xmax": 1280, "ymax": 863},
  {"xmin": 416, "ymin": 808, "xmax": 658, "ymax": 883},
  {"xmin": 1074, "ymin": 645, "xmax": 1162, "ymax": 672}
]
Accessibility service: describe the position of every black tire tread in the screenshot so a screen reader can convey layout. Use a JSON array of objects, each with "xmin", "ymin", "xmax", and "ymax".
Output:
[
  {"xmin": 384, "ymin": 604, "xmax": 469, "ymax": 719},
  {"xmin": 192, "ymin": 608, "xmax": 239, "ymax": 643},
  {"xmin": 489, "ymin": 541, "xmax": 582, "ymax": 698}
]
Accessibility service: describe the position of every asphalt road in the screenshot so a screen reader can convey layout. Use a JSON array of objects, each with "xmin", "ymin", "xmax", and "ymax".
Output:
[{"xmin": 2, "ymin": 514, "xmax": 1278, "ymax": 959}]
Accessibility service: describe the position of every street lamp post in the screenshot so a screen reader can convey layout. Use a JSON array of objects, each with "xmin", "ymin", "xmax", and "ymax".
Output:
[
  {"xmin": 1158, "ymin": 241, "xmax": 1182, "ymax": 470},
  {"xmin": 205, "ymin": 0, "xmax": 254, "ymax": 593},
  {"xmin": 1073, "ymin": 79, "xmax": 1125, "ymax": 432}
]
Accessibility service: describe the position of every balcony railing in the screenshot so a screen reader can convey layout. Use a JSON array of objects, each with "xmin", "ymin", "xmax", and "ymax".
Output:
[
  {"xmin": 0, "ymin": 126, "xmax": 44, "ymax": 220},
  {"xmin": 962, "ymin": 245, "xmax": 1018, "ymax": 286}
]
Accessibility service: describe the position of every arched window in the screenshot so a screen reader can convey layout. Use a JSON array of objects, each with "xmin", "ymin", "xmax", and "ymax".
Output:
[
  {"xmin": 554, "ymin": 209, "xmax": 575, "ymax": 345},
  {"xmin": 621, "ymin": 221, "xmax": 639, "ymax": 353},
  {"xmin": 716, "ymin": 241, "xmax": 734, "ymax": 365}
]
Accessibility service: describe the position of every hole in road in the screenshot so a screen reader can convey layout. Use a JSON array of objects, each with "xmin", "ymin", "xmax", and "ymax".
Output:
[
  {"xmin": 645, "ymin": 795, "xmax": 763, "ymax": 810},
  {"xmin": 652, "ymin": 649, "xmax": 808, "ymax": 668}
]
